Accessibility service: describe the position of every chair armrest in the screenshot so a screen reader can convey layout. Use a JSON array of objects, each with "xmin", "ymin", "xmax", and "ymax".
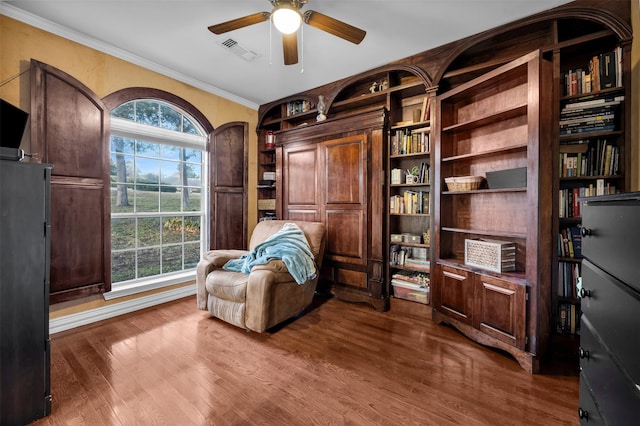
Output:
[{"xmin": 196, "ymin": 249, "xmax": 247, "ymax": 309}]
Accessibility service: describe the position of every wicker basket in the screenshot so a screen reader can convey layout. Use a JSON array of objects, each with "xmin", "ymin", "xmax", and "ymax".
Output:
[{"xmin": 445, "ymin": 176, "xmax": 484, "ymax": 191}]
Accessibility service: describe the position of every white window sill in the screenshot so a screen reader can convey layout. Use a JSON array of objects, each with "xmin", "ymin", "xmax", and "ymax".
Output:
[{"xmin": 103, "ymin": 271, "xmax": 196, "ymax": 300}]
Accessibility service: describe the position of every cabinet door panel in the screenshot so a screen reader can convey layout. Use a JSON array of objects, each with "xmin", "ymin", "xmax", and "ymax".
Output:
[
  {"xmin": 284, "ymin": 146, "xmax": 320, "ymax": 206},
  {"xmin": 324, "ymin": 137, "xmax": 364, "ymax": 205},
  {"xmin": 473, "ymin": 274, "xmax": 526, "ymax": 349},
  {"xmin": 325, "ymin": 210, "xmax": 365, "ymax": 264},
  {"xmin": 436, "ymin": 265, "xmax": 473, "ymax": 324}
]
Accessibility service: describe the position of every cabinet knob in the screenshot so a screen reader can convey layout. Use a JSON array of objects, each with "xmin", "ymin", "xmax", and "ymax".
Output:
[
  {"xmin": 578, "ymin": 408, "xmax": 589, "ymax": 420},
  {"xmin": 580, "ymin": 288, "xmax": 592, "ymax": 298},
  {"xmin": 578, "ymin": 347, "xmax": 590, "ymax": 359},
  {"xmin": 581, "ymin": 227, "xmax": 592, "ymax": 237}
]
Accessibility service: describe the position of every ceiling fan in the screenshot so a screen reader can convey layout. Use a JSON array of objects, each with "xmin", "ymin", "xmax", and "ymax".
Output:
[{"xmin": 208, "ymin": 0, "xmax": 366, "ymax": 65}]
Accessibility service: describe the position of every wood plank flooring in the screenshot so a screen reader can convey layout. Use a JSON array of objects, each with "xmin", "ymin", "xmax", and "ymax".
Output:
[{"xmin": 32, "ymin": 296, "xmax": 579, "ymax": 425}]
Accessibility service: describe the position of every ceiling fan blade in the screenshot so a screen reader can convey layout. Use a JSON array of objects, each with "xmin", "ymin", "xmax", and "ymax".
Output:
[
  {"xmin": 304, "ymin": 11, "xmax": 366, "ymax": 44},
  {"xmin": 282, "ymin": 33, "xmax": 298, "ymax": 65},
  {"xmin": 208, "ymin": 12, "xmax": 270, "ymax": 34}
]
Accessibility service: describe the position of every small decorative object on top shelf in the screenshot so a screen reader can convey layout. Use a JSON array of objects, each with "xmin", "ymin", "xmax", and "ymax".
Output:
[
  {"xmin": 265, "ymin": 131, "xmax": 275, "ymax": 148},
  {"xmin": 316, "ymin": 95, "xmax": 327, "ymax": 122}
]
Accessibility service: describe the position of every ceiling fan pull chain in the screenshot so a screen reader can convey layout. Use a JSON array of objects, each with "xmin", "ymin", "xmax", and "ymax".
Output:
[
  {"xmin": 269, "ymin": 19, "xmax": 273, "ymax": 66},
  {"xmin": 300, "ymin": 24, "xmax": 304, "ymax": 74}
]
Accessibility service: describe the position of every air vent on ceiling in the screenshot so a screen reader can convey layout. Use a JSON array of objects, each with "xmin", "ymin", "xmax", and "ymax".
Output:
[{"xmin": 218, "ymin": 38, "xmax": 262, "ymax": 62}]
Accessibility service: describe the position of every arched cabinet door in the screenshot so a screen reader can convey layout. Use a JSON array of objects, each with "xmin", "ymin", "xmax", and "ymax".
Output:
[
  {"xmin": 209, "ymin": 122, "xmax": 248, "ymax": 250},
  {"xmin": 30, "ymin": 59, "xmax": 111, "ymax": 303}
]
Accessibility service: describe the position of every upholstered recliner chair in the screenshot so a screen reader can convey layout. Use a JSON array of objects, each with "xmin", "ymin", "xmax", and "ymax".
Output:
[{"xmin": 196, "ymin": 220, "xmax": 326, "ymax": 332}]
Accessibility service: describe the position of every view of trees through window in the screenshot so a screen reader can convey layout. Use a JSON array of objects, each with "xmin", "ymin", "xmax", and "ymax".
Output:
[{"xmin": 110, "ymin": 100, "xmax": 206, "ymax": 284}]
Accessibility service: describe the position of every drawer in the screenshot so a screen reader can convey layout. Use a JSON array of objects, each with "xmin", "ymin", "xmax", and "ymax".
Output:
[
  {"xmin": 579, "ymin": 316, "xmax": 640, "ymax": 425},
  {"xmin": 581, "ymin": 260, "xmax": 640, "ymax": 388},
  {"xmin": 578, "ymin": 374, "xmax": 604, "ymax": 426},
  {"xmin": 581, "ymin": 198, "xmax": 640, "ymax": 291}
]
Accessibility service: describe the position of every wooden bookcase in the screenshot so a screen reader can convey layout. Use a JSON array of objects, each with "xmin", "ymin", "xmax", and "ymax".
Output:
[
  {"xmin": 257, "ymin": 145, "xmax": 277, "ymax": 221},
  {"xmin": 433, "ymin": 50, "xmax": 553, "ymax": 373},
  {"xmin": 387, "ymin": 117, "xmax": 433, "ymax": 306},
  {"xmin": 551, "ymin": 24, "xmax": 631, "ymax": 365}
]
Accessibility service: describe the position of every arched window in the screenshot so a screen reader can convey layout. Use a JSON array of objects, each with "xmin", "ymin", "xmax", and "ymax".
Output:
[{"xmin": 109, "ymin": 99, "xmax": 207, "ymax": 287}]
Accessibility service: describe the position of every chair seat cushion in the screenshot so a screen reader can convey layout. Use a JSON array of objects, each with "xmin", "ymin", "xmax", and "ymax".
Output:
[{"xmin": 206, "ymin": 270, "xmax": 249, "ymax": 303}]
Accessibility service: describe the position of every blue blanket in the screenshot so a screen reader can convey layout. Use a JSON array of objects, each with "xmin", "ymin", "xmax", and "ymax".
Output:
[{"xmin": 223, "ymin": 223, "xmax": 317, "ymax": 284}]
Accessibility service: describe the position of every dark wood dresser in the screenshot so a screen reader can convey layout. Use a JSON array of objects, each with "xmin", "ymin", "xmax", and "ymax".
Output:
[
  {"xmin": 578, "ymin": 192, "xmax": 640, "ymax": 425},
  {"xmin": 0, "ymin": 160, "xmax": 52, "ymax": 424}
]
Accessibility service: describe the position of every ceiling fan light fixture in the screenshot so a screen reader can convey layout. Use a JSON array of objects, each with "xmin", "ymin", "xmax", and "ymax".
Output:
[{"xmin": 272, "ymin": 6, "xmax": 302, "ymax": 34}]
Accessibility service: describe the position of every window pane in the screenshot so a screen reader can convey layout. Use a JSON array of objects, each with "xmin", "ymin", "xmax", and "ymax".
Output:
[
  {"xmin": 110, "ymin": 153, "xmax": 134, "ymax": 183},
  {"xmin": 160, "ymin": 188, "xmax": 181, "ymax": 212},
  {"xmin": 184, "ymin": 162, "xmax": 201, "ymax": 184},
  {"xmin": 162, "ymin": 245, "xmax": 182, "ymax": 273},
  {"xmin": 137, "ymin": 217, "xmax": 160, "ymax": 247},
  {"xmin": 183, "ymin": 117, "xmax": 199, "ymax": 135},
  {"xmin": 184, "ymin": 217, "xmax": 200, "ymax": 242},
  {"xmin": 162, "ymin": 216, "xmax": 183, "ymax": 244},
  {"xmin": 138, "ymin": 247, "xmax": 160, "ymax": 278},
  {"xmin": 134, "ymin": 185, "xmax": 159, "ymax": 213},
  {"xmin": 111, "ymin": 137, "xmax": 135, "ymax": 154},
  {"xmin": 185, "ymin": 149, "xmax": 202, "ymax": 163},
  {"xmin": 112, "ymin": 102, "xmax": 134, "ymax": 120},
  {"xmin": 160, "ymin": 145, "xmax": 180, "ymax": 160},
  {"xmin": 184, "ymin": 188, "xmax": 201, "ymax": 212},
  {"xmin": 160, "ymin": 104, "xmax": 181, "ymax": 131},
  {"xmin": 112, "ymin": 251, "xmax": 136, "ymax": 282},
  {"xmin": 111, "ymin": 183, "xmax": 134, "ymax": 213},
  {"xmin": 184, "ymin": 242, "xmax": 201, "ymax": 269},
  {"xmin": 111, "ymin": 218, "xmax": 135, "ymax": 249},
  {"xmin": 136, "ymin": 157, "xmax": 160, "ymax": 184},
  {"xmin": 160, "ymin": 160, "xmax": 179, "ymax": 184},
  {"xmin": 136, "ymin": 141, "xmax": 159, "ymax": 158},
  {"xmin": 135, "ymin": 100, "xmax": 159, "ymax": 126}
]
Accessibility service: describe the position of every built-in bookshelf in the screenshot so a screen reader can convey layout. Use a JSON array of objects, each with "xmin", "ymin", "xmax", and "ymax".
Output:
[
  {"xmin": 552, "ymin": 34, "xmax": 631, "ymax": 352},
  {"xmin": 387, "ymin": 117, "xmax": 432, "ymax": 305},
  {"xmin": 433, "ymin": 50, "xmax": 552, "ymax": 373},
  {"xmin": 257, "ymin": 143, "xmax": 277, "ymax": 222}
]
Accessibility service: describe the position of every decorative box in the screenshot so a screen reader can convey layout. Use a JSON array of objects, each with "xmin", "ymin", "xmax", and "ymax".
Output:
[
  {"xmin": 486, "ymin": 167, "xmax": 527, "ymax": 189},
  {"xmin": 258, "ymin": 199, "xmax": 276, "ymax": 210},
  {"xmin": 402, "ymin": 233, "xmax": 422, "ymax": 243},
  {"xmin": 464, "ymin": 238, "xmax": 516, "ymax": 273},
  {"xmin": 390, "ymin": 234, "xmax": 403, "ymax": 242}
]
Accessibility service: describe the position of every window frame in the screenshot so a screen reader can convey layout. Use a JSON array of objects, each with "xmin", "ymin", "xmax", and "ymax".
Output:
[{"xmin": 103, "ymin": 89, "xmax": 214, "ymax": 299}]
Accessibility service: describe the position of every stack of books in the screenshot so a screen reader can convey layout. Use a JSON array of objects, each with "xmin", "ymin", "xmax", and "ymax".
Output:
[{"xmin": 559, "ymin": 95, "xmax": 623, "ymax": 135}]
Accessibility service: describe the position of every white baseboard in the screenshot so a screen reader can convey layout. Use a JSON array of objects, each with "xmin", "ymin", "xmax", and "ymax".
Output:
[{"xmin": 49, "ymin": 284, "xmax": 196, "ymax": 334}]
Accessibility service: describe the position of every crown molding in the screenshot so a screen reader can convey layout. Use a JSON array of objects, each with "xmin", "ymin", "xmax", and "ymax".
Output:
[{"xmin": 0, "ymin": 3, "xmax": 259, "ymax": 110}]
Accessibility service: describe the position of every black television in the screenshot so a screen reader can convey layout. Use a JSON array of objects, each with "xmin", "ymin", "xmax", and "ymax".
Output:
[{"xmin": 0, "ymin": 99, "xmax": 30, "ymax": 149}]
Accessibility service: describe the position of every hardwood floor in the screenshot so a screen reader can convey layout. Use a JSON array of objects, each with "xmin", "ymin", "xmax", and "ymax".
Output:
[{"xmin": 33, "ymin": 296, "xmax": 578, "ymax": 425}]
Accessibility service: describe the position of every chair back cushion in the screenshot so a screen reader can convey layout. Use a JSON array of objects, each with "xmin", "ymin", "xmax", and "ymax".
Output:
[{"xmin": 249, "ymin": 220, "xmax": 326, "ymax": 268}]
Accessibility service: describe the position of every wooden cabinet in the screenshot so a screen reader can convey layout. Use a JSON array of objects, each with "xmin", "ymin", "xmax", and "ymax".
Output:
[
  {"xmin": 257, "ymin": 147, "xmax": 277, "ymax": 221},
  {"xmin": 578, "ymin": 192, "xmax": 640, "ymax": 425},
  {"xmin": 433, "ymin": 50, "xmax": 553, "ymax": 373},
  {"xmin": 0, "ymin": 160, "xmax": 52, "ymax": 424},
  {"xmin": 275, "ymin": 110, "xmax": 386, "ymax": 310}
]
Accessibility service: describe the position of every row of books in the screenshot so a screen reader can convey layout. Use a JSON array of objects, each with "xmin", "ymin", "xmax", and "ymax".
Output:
[
  {"xmin": 557, "ymin": 302, "xmax": 581, "ymax": 335},
  {"xmin": 389, "ymin": 245, "xmax": 430, "ymax": 270},
  {"xmin": 559, "ymin": 139, "xmax": 620, "ymax": 178},
  {"xmin": 559, "ymin": 182, "xmax": 617, "ymax": 218},
  {"xmin": 558, "ymin": 227, "xmax": 582, "ymax": 259},
  {"xmin": 390, "ymin": 163, "xmax": 430, "ymax": 185},
  {"xmin": 561, "ymin": 47, "xmax": 622, "ymax": 96},
  {"xmin": 390, "ymin": 127, "xmax": 430, "ymax": 156},
  {"xmin": 558, "ymin": 261, "xmax": 581, "ymax": 299},
  {"xmin": 559, "ymin": 97, "xmax": 622, "ymax": 135},
  {"xmin": 389, "ymin": 190, "xmax": 429, "ymax": 215},
  {"xmin": 286, "ymin": 100, "xmax": 313, "ymax": 116}
]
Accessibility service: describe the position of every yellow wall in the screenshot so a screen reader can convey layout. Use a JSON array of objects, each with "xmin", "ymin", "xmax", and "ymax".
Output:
[
  {"xmin": 0, "ymin": 15, "xmax": 259, "ymax": 317},
  {"xmin": 632, "ymin": 0, "xmax": 639, "ymax": 190}
]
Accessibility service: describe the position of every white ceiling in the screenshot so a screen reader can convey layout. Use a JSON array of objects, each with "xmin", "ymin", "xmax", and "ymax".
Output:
[{"xmin": 3, "ymin": 0, "xmax": 573, "ymax": 109}]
